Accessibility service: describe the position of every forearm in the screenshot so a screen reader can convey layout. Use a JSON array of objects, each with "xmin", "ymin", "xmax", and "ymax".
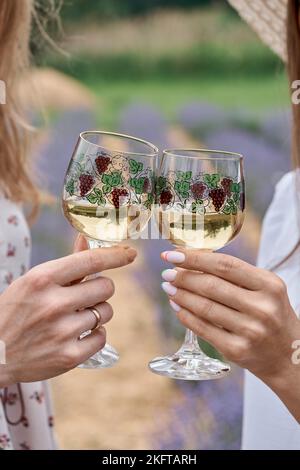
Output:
[{"xmin": 260, "ymin": 353, "xmax": 300, "ymax": 423}]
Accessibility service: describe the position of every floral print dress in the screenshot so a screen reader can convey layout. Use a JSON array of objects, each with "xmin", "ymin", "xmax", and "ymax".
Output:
[{"xmin": 0, "ymin": 196, "xmax": 56, "ymax": 450}]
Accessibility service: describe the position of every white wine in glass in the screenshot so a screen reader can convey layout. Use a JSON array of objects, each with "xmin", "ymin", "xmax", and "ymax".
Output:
[
  {"xmin": 62, "ymin": 131, "xmax": 158, "ymax": 369},
  {"xmin": 149, "ymin": 149, "xmax": 245, "ymax": 380}
]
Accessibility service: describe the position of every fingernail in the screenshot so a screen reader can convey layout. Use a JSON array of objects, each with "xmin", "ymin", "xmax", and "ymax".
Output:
[
  {"xmin": 169, "ymin": 299, "xmax": 181, "ymax": 312},
  {"xmin": 164, "ymin": 251, "xmax": 185, "ymax": 264},
  {"xmin": 126, "ymin": 247, "xmax": 137, "ymax": 262},
  {"xmin": 161, "ymin": 282, "xmax": 177, "ymax": 296},
  {"xmin": 162, "ymin": 269, "xmax": 177, "ymax": 282}
]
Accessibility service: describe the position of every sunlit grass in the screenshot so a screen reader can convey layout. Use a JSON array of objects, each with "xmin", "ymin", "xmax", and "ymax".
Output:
[{"xmin": 87, "ymin": 73, "xmax": 289, "ymax": 129}]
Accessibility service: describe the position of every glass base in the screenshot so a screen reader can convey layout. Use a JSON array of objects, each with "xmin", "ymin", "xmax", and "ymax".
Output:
[
  {"xmin": 148, "ymin": 351, "xmax": 230, "ymax": 381},
  {"xmin": 78, "ymin": 343, "xmax": 119, "ymax": 369}
]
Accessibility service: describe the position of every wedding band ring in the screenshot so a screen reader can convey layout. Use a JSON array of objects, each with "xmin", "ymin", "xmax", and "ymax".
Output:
[{"xmin": 89, "ymin": 307, "xmax": 102, "ymax": 331}]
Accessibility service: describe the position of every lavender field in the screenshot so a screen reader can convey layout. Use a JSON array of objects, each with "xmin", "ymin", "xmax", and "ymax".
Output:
[
  {"xmin": 28, "ymin": 61, "xmax": 291, "ymax": 449},
  {"xmin": 24, "ymin": 0, "xmax": 292, "ymax": 451}
]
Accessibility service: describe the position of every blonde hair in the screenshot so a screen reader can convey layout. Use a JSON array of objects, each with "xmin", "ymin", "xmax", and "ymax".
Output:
[{"xmin": 0, "ymin": 0, "xmax": 39, "ymax": 221}]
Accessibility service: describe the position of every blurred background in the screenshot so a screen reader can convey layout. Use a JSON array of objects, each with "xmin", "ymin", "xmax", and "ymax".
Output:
[{"xmin": 27, "ymin": 0, "xmax": 291, "ymax": 449}]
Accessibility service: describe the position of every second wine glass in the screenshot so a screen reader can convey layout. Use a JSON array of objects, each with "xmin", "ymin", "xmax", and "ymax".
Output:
[
  {"xmin": 149, "ymin": 148, "xmax": 245, "ymax": 380},
  {"xmin": 63, "ymin": 131, "xmax": 158, "ymax": 369}
]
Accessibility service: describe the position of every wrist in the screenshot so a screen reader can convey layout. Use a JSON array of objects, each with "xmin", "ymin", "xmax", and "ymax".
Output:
[{"xmin": 0, "ymin": 365, "xmax": 14, "ymax": 388}]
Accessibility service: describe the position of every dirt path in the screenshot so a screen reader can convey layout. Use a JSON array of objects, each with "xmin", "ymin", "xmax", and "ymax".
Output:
[{"xmin": 51, "ymin": 248, "xmax": 181, "ymax": 449}]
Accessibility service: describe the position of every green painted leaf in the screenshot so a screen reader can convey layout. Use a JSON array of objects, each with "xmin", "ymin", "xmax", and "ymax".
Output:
[
  {"xmin": 222, "ymin": 205, "xmax": 231, "ymax": 215},
  {"xmin": 102, "ymin": 173, "xmax": 112, "ymax": 185},
  {"xmin": 65, "ymin": 179, "xmax": 75, "ymax": 196},
  {"xmin": 144, "ymin": 193, "xmax": 154, "ymax": 209},
  {"xmin": 129, "ymin": 159, "xmax": 138, "ymax": 174},
  {"xmin": 129, "ymin": 159, "xmax": 143, "ymax": 174},
  {"xmin": 174, "ymin": 180, "xmax": 190, "ymax": 199},
  {"xmin": 86, "ymin": 188, "xmax": 105, "ymax": 205},
  {"xmin": 231, "ymin": 182, "xmax": 240, "ymax": 193},
  {"xmin": 111, "ymin": 171, "xmax": 122, "ymax": 187},
  {"xmin": 203, "ymin": 173, "xmax": 220, "ymax": 189},
  {"xmin": 86, "ymin": 193, "xmax": 98, "ymax": 204},
  {"xmin": 174, "ymin": 181, "xmax": 181, "ymax": 193},
  {"xmin": 184, "ymin": 171, "xmax": 192, "ymax": 182},
  {"xmin": 94, "ymin": 188, "xmax": 102, "ymax": 197},
  {"xmin": 222, "ymin": 198, "xmax": 238, "ymax": 215},
  {"xmin": 192, "ymin": 200, "xmax": 205, "ymax": 214},
  {"xmin": 233, "ymin": 192, "xmax": 240, "ymax": 204},
  {"xmin": 129, "ymin": 177, "xmax": 144, "ymax": 194},
  {"xmin": 181, "ymin": 181, "xmax": 190, "ymax": 193},
  {"xmin": 156, "ymin": 176, "xmax": 167, "ymax": 193},
  {"xmin": 102, "ymin": 184, "xmax": 111, "ymax": 194}
]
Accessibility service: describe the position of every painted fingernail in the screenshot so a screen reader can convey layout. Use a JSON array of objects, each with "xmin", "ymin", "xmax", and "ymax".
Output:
[
  {"xmin": 161, "ymin": 269, "xmax": 177, "ymax": 282},
  {"xmin": 169, "ymin": 299, "xmax": 181, "ymax": 312},
  {"xmin": 161, "ymin": 282, "xmax": 177, "ymax": 296},
  {"xmin": 164, "ymin": 251, "xmax": 185, "ymax": 264}
]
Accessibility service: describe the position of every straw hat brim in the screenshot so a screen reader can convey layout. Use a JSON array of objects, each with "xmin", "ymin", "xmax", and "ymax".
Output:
[{"xmin": 227, "ymin": 0, "xmax": 287, "ymax": 62}]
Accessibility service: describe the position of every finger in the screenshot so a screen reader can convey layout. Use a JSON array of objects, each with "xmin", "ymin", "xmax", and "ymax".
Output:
[
  {"xmin": 73, "ymin": 302, "xmax": 113, "ymax": 335},
  {"xmin": 163, "ymin": 268, "xmax": 254, "ymax": 313},
  {"xmin": 177, "ymin": 308, "xmax": 239, "ymax": 358},
  {"xmin": 73, "ymin": 234, "xmax": 88, "ymax": 253},
  {"xmin": 69, "ymin": 235, "xmax": 89, "ymax": 284},
  {"xmin": 168, "ymin": 285, "xmax": 249, "ymax": 334},
  {"xmin": 161, "ymin": 250, "xmax": 263, "ymax": 291},
  {"xmin": 39, "ymin": 245, "xmax": 137, "ymax": 285},
  {"xmin": 63, "ymin": 276, "xmax": 115, "ymax": 311},
  {"xmin": 77, "ymin": 327, "xmax": 107, "ymax": 362}
]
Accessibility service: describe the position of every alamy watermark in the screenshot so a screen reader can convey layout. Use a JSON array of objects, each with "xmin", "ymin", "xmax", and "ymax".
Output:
[
  {"xmin": 291, "ymin": 340, "xmax": 300, "ymax": 365},
  {"xmin": 292, "ymin": 80, "xmax": 300, "ymax": 105},
  {"xmin": 0, "ymin": 80, "xmax": 6, "ymax": 105}
]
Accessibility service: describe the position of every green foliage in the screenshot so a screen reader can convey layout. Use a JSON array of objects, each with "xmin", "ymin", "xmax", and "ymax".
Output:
[
  {"xmin": 46, "ymin": 41, "xmax": 281, "ymax": 83},
  {"xmin": 61, "ymin": 0, "xmax": 216, "ymax": 22}
]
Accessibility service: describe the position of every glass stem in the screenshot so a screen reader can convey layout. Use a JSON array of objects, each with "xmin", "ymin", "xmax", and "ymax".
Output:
[
  {"xmin": 87, "ymin": 238, "xmax": 113, "ymax": 249},
  {"xmin": 176, "ymin": 328, "xmax": 203, "ymax": 355}
]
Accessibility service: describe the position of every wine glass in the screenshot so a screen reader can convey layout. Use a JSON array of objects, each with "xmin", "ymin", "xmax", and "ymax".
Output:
[
  {"xmin": 149, "ymin": 149, "xmax": 245, "ymax": 380},
  {"xmin": 62, "ymin": 131, "xmax": 158, "ymax": 369}
]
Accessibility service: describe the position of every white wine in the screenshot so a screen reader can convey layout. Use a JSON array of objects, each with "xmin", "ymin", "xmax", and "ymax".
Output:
[
  {"xmin": 158, "ymin": 208, "xmax": 244, "ymax": 250},
  {"xmin": 63, "ymin": 200, "xmax": 151, "ymax": 242}
]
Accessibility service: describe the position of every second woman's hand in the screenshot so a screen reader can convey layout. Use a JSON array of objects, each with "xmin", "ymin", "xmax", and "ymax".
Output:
[
  {"xmin": 160, "ymin": 249, "xmax": 300, "ymax": 421},
  {"xmin": 0, "ymin": 244, "xmax": 136, "ymax": 387}
]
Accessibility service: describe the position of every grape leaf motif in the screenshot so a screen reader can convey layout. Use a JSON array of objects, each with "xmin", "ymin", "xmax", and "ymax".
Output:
[
  {"xmin": 191, "ymin": 199, "xmax": 205, "ymax": 214},
  {"xmin": 129, "ymin": 159, "xmax": 143, "ymax": 175},
  {"xmin": 174, "ymin": 171, "xmax": 192, "ymax": 199},
  {"xmin": 203, "ymin": 173, "xmax": 220, "ymax": 189},
  {"xmin": 231, "ymin": 182, "xmax": 241, "ymax": 194},
  {"xmin": 65, "ymin": 179, "xmax": 75, "ymax": 196},
  {"xmin": 144, "ymin": 193, "xmax": 154, "ymax": 209},
  {"xmin": 155, "ymin": 176, "xmax": 167, "ymax": 195},
  {"xmin": 129, "ymin": 177, "xmax": 146, "ymax": 195},
  {"xmin": 86, "ymin": 188, "xmax": 105, "ymax": 206},
  {"xmin": 222, "ymin": 198, "xmax": 238, "ymax": 215},
  {"xmin": 101, "ymin": 171, "xmax": 123, "ymax": 194}
]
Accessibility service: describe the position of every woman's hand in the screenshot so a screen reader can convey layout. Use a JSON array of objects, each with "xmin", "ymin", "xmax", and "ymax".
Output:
[
  {"xmin": 161, "ymin": 249, "xmax": 300, "ymax": 421},
  {"xmin": 0, "ymin": 242, "xmax": 136, "ymax": 387}
]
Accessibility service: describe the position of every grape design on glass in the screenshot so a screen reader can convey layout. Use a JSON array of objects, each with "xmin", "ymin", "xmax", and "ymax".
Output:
[
  {"xmin": 65, "ymin": 151, "xmax": 154, "ymax": 209},
  {"xmin": 156, "ymin": 171, "xmax": 244, "ymax": 214}
]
